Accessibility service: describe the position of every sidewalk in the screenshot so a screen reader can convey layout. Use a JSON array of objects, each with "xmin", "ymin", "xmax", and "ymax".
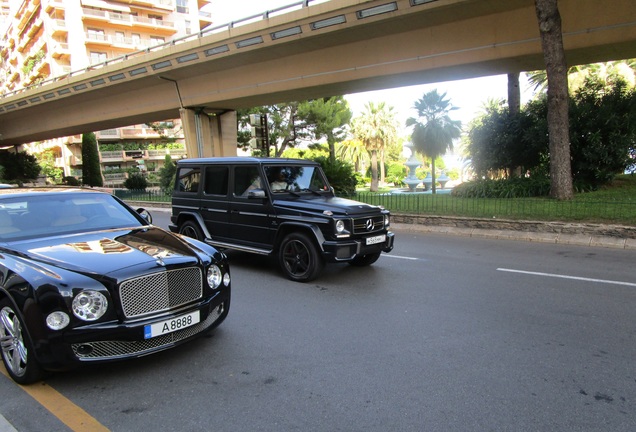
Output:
[
  {"xmin": 392, "ymin": 221, "xmax": 636, "ymax": 249},
  {"xmin": 0, "ymin": 415, "xmax": 16, "ymax": 432}
]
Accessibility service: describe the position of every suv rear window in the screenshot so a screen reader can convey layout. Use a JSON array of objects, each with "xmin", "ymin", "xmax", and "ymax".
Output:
[{"xmin": 177, "ymin": 167, "xmax": 200, "ymax": 193}]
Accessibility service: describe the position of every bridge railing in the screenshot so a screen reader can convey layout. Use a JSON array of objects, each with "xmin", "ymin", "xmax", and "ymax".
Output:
[{"xmin": 1, "ymin": 0, "xmax": 330, "ymax": 100}]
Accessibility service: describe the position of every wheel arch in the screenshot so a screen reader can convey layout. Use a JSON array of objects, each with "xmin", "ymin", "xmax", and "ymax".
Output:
[
  {"xmin": 174, "ymin": 211, "xmax": 211, "ymax": 239},
  {"xmin": 274, "ymin": 222, "xmax": 325, "ymax": 252}
]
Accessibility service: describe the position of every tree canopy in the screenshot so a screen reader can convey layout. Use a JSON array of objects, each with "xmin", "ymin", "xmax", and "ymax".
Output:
[
  {"xmin": 406, "ymin": 90, "xmax": 462, "ymax": 194},
  {"xmin": 351, "ymin": 102, "xmax": 399, "ymax": 192},
  {"xmin": 0, "ymin": 151, "xmax": 41, "ymax": 186}
]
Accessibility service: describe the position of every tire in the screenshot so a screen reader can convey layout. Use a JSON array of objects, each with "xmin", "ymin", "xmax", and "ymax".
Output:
[
  {"xmin": 349, "ymin": 252, "xmax": 381, "ymax": 267},
  {"xmin": 0, "ymin": 298, "xmax": 44, "ymax": 384},
  {"xmin": 278, "ymin": 232, "xmax": 324, "ymax": 282},
  {"xmin": 179, "ymin": 220, "xmax": 204, "ymax": 241}
]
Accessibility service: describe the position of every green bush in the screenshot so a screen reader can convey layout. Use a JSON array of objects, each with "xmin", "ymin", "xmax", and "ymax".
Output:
[
  {"xmin": 124, "ymin": 173, "xmax": 148, "ymax": 191},
  {"xmin": 313, "ymin": 156, "xmax": 358, "ymax": 196},
  {"xmin": 62, "ymin": 176, "xmax": 81, "ymax": 186},
  {"xmin": 386, "ymin": 162, "xmax": 407, "ymax": 186},
  {"xmin": 452, "ymin": 177, "xmax": 551, "ymax": 198}
]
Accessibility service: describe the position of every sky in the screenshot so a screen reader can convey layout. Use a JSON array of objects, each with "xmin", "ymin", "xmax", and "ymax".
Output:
[{"xmin": 207, "ymin": 0, "xmax": 536, "ymax": 131}]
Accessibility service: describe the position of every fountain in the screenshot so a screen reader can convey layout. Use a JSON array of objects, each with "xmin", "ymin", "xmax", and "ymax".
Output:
[{"xmin": 403, "ymin": 142, "xmax": 423, "ymax": 192}]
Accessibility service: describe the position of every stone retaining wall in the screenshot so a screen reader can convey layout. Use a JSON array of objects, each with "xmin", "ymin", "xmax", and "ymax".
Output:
[{"xmin": 392, "ymin": 214, "xmax": 636, "ymax": 239}]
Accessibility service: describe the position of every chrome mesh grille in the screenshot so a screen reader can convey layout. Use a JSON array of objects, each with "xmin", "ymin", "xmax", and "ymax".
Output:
[
  {"xmin": 352, "ymin": 215, "xmax": 385, "ymax": 235},
  {"xmin": 119, "ymin": 267, "xmax": 203, "ymax": 318},
  {"xmin": 72, "ymin": 305, "xmax": 223, "ymax": 360}
]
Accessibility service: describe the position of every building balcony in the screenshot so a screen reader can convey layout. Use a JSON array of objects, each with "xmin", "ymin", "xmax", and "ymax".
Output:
[
  {"xmin": 127, "ymin": 0, "xmax": 156, "ymax": 8},
  {"xmin": 49, "ymin": 19, "xmax": 67, "ymax": 36},
  {"xmin": 81, "ymin": 8, "xmax": 176, "ymax": 35},
  {"xmin": 43, "ymin": 0, "xmax": 66, "ymax": 14},
  {"xmin": 100, "ymin": 151, "xmax": 125, "ymax": 162},
  {"xmin": 120, "ymin": 127, "xmax": 161, "ymax": 139},
  {"xmin": 124, "ymin": 150, "xmax": 145, "ymax": 161},
  {"xmin": 51, "ymin": 42, "xmax": 69, "ymax": 58},
  {"xmin": 97, "ymin": 129, "xmax": 120, "ymax": 140},
  {"xmin": 155, "ymin": 0, "xmax": 174, "ymax": 11},
  {"xmin": 103, "ymin": 172, "xmax": 128, "ymax": 183}
]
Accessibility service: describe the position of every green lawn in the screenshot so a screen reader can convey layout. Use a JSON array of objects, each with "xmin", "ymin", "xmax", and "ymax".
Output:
[{"xmin": 354, "ymin": 174, "xmax": 636, "ymax": 226}]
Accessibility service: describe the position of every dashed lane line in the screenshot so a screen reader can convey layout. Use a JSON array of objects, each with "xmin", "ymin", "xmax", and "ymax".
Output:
[{"xmin": 497, "ymin": 268, "xmax": 636, "ymax": 287}]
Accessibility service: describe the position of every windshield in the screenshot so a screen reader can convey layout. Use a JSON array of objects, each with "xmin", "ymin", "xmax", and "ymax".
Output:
[
  {"xmin": 0, "ymin": 192, "xmax": 145, "ymax": 241},
  {"xmin": 264, "ymin": 165, "xmax": 330, "ymax": 193}
]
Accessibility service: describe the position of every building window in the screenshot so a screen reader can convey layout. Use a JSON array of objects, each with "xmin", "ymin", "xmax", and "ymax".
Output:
[
  {"xmin": 90, "ymin": 51, "xmax": 107, "ymax": 64},
  {"xmin": 87, "ymin": 28, "xmax": 105, "ymax": 42},
  {"xmin": 150, "ymin": 36, "xmax": 164, "ymax": 46},
  {"xmin": 115, "ymin": 31, "xmax": 125, "ymax": 43},
  {"xmin": 176, "ymin": 0, "xmax": 189, "ymax": 14}
]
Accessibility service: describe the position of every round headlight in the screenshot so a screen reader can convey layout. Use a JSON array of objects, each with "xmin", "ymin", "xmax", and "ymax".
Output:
[
  {"xmin": 207, "ymin": 265, "xmax": 223, "ymax": 289},
  {"xmin": 384, "ymin": 214, "xmax": 390, "ymax": 227},
  {"xmin": 335, "ymin": 220, "xmax": 345, "ymax": 233},
  {"xmin": 223, "ymin": 272, "xmax": 231, "ymax": 287},
  {"xmin": 46, "ymin": 311, "xmax": 70, "ymax": 330},
  {"xmin": 72, "ymin": 290, "xmax": 108, "ymax": 321}
]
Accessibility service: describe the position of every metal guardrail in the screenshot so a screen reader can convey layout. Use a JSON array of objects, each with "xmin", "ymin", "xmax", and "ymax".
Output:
[{"xmin": 1, "ymin": 0, "xmax": 329, "ymax": 100}]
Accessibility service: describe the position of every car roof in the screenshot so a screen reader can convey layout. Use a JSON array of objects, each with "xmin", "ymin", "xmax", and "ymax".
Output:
[
  {"xmin": 177, "ymin": 157, "xmax": 320, "ymax": 166},
  {"xmin": 0, "ymin": 187, "xmax": 110, "ymax": 199}
]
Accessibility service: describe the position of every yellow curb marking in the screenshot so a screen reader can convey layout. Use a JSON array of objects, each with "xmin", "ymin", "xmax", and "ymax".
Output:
[{"xmin": 0, "ymin": 365, "xmax": 110, "ymax": 432}]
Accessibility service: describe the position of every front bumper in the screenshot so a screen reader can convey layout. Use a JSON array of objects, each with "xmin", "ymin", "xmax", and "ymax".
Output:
[
  {"xmin": 321, "ymin": 231, "xmax": 395, "ymax": 262},
  {"xmin": 35, "ymin": 290, "xmax": 230, "ymax": 371}
]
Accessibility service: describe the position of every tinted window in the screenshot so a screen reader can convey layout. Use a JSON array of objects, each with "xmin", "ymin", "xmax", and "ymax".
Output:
[
  {"xmin": 176, "ymin": 167, "xmax": 201, "ymax": 193},
  {"xmin": 234, "ymin": 166, "xmax": 262, "ymax": 197},
  {"xmin": 204, "ymin": 166, "xmax": 229, "ymax": 195},
  {"xmin": 264, "ymin": 165, "xmax": 329, "ymax": 192}
]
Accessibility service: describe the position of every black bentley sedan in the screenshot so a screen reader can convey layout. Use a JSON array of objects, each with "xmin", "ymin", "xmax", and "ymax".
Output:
[{"xmin": 0, "ymin": 187, "xmax": 230, "ymax": 384}]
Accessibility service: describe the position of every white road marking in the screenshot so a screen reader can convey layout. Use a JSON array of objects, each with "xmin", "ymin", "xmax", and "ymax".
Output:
[
  {"xmin": 497, "ymin": 268, "xmax": 636, "ymax": 287},
  {"xmin": 385, "ymin": 254, "xmax": 420, "ymax": 261}
]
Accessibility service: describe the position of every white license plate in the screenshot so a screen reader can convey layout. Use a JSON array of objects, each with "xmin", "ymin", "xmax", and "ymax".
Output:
[
  {"xmin": 144, "ymin": 311, "xmax": 200, "ymax": 339},
  {"xmin": 366, "ymin": 234, "xmax": 386, "ymax": 245}
]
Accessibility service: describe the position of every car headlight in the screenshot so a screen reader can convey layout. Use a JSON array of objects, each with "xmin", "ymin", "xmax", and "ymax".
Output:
[
  {"xmin": 335, "ymin": 219, "xmax": 345, "ymax": 234},
  {"xmin": 72, "ymin": 290, "xmax": 108, "ymax": 321},
  {"xmin": 384, "ymin": 214, "xmax": 390, "ymax": 227},
  {"xmin": 46, "ymin": 311, "xmax": 70, "ymax": 330},
  {"xmin": 207, "ymin": 265, "xmax": 223, "ymax": 289}
]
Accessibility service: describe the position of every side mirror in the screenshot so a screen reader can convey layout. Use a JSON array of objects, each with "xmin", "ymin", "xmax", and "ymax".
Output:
[
  {"xmin": 247, "ymin": 188, "xmax": 267, "ymax": 199},
  {"xmin": 136, "ymin": 208, "xmax": 153, "ymax": 224}
]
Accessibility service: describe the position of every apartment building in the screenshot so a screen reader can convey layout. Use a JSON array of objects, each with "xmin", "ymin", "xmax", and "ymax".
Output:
[{"xmin": 0, "ymin": 0, "xmax": 213, "ymax": 185}]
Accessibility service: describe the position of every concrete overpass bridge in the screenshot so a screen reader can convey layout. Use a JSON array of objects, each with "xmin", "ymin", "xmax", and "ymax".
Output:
[{"xmin": 1, "ymin": 0, "xmax": 635, "ymax": 157}]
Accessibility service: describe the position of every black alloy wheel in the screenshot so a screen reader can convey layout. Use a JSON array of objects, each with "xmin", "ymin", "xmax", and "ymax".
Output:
[
  {"xmin": 179, "ymin": 220, "xmax": 204, "ymax": 241},
  {"xmin": 278, "ymin": 232, "xmax": 324, "ymax": 282}
]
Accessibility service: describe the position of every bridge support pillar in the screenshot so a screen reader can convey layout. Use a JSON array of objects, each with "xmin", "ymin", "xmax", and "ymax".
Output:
[{"xmin": 180, "ymin": 108, "xmax": 237, "ymax": 158}]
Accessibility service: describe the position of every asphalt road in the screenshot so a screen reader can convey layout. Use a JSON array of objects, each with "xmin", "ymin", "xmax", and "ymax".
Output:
[{"xmin": 1, "ymin": 211, "xmax": 635, "ymax": 431}]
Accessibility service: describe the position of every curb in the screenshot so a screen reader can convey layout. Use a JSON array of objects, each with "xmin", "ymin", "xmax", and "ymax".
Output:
[{"xmin": 392, "ymin": 222, "xmax": 636, "ymax": 250}]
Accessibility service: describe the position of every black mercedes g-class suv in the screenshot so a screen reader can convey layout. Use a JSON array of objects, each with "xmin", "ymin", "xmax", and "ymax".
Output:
[{"xmin": 169, "ymin": 157, "xmax": 394, "ymax": 282}]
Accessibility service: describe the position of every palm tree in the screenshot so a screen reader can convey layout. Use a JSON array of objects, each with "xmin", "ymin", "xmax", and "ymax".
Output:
[
  {"xmin": 351, "ymin": 102, "xmax": 398, "ymax": 192},
  {"xmin": 526, "ymin": 59, "xmax": 636, "ymax": 94},
  {"xmin": 406, "ymin": 90, "xmax": 461, "ymax": 194},
  {"xmin": 336, "ymin": 139, "xmax": 369, "ymax": 173}
]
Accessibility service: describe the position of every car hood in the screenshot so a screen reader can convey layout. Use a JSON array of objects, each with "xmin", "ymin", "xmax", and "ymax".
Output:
[
  {"xmin": 5, "ymin": 227, "xmax": 202, "ymax": 276},
  {"xmin": 273, "ymin": 196, "xmax": 383, "ymax": 216}
]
